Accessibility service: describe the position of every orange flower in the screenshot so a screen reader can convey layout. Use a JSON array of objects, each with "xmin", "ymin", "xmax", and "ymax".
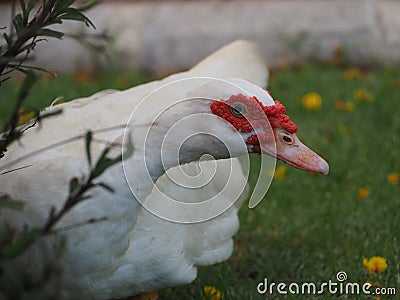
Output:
[
  {"xmin": 363, "ymin": 256, "xmax": 388, "ymax": 273},
  {"xmin": 358, "ymin": 185, "xmax": 369, "ymax": 201},
  {"xmin": 335, "ymin": 100, "xmax": 355, "ymax": 112},
  {"xmin": 387, "ymin": 173, "xmax": 399, "ymax": 185},
  {"xmin": 335, "ymin": 100, "xmax": 346, "ymax": 111},
  {"xmin": 72, "ymin": 69, "xmax": 98, "ymax": 84}
]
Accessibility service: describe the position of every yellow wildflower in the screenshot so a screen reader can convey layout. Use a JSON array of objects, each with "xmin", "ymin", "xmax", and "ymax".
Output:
[
  {"xmin": 358, "ymin": 185, "xmax": 369, "ymax": 201},
  {"xmin": 343, "ymin": 67, "xmax": 364, "ymax": 80},
  {"xmin": 363, "ymin": 256, "xmax": 388, "ymax": 273},
  {"xmin": 387, "ymin": 173, "xmax": 399, "ymax": 185},
  {"xmin": 354, "ymin": 89, "xmax": 373, "ymax": 102},
  {"xmin": 273, "ymin": 166, "xmax": 287, "ymax": 180},
  {"xmin": 203, "ymin": 286, "xmax": 221, "ymax": 300},
  {"xmin": 302, "ymin": 92, "xmax": 322, "ymax": 111},
  {"xmin": 18, "ymin": 108, "xmax": 35, "ymax": 125},
  {"xmin": 345, "ymin": 102, "xmax": 355, "ymax": 111}
]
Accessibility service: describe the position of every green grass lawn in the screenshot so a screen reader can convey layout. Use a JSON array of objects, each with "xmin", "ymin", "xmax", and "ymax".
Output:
[{"xmin": 1, "ymin": 63, "xmax": 399, "ymax": 299}]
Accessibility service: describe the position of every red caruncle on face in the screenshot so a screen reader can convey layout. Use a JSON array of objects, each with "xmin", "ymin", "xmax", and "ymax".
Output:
[
  {"xmin": 210, "ymin": 93, "xmax": 298, "ymax": 153},
  {"xmin": 210, "ymin": 93, "xmax": 268, "ymax": 132}
]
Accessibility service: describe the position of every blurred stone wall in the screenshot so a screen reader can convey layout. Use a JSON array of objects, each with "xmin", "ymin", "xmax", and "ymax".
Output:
[{"xmin": 0, "ymin": 0, "xmax": 399, "ymax": 73}]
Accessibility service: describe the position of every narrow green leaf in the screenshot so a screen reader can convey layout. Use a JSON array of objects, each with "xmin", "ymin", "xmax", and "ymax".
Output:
[
  {"xmin": 0, "ymin": 222, "xmax": 14, "ymax": 246},
  {"xmin": 95, "ymin": 145, "xmax": 111, "ymax": 162},
  {"xmin": 19, "ymin": 0, "xmax": 26, "ymax": 12},
  {"xmin": 19, "ymin": 0, "xmax": 26, "ymax": 21},
  {"xmin": 91, "ymin": 134, "xmax": 133, "ymax": 179},
  {"xmin": 92, "ymin": 156, "xmax": 121, "ymax": 179},
  {"xmin": 92, "ymin": 146, "xmax": 122, "ymax": 178},
  {"xmin": 61, "ymin": 8, "xmax": 96, "ymax": 28},
  {"xmin": 60, "ymin": 12, "xmax": 85, "ymax": 22},
  {"xmin": 2, "ymin": 33, "xmax": 12, "ymax": 48},
  {"xmin": 47, "ymin": 206, "xmax": 56, "ymax": 223},
  {"xmin": 27, "ymin": 0, "xmax": 40, "ymax": 15},
  {"xmin": 57, "ymin": 0, "xmax": 76, "ymax": 11},
  {"xmin": 69, "ymin": 177, "xmax": 79, "ymax": 194},
  {"xmin": 97, "ymin": 182, "xmax": 115, "ymax": 193},
  {"xmin": 19, "ymin": 0, "xmax": 29, "ymax": 25},
  {"xmin": 2, "ymin": 228, "xmax": 40, "ymax": 259},
  {"xmin": 85, "ymin": 131, "xmax": 92, "ymax": 168},
  {"xmin": 0, "ymin": 195, "xmax": 24, "ymax": 210},
  {"xmin": 78, "ymin": 0, "xmax": 100, "ymax": 12},
  {"xmin": 12, "ymin": 13, "xmax": 24, "ymax": 35},
  {"xmin": 37, "ymin": 28, "xmax": 64, "ymax": 39}
]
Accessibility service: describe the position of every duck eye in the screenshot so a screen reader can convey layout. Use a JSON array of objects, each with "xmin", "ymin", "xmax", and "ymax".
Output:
[
  {"xmin": 230, "ymin": 103, "xmax": 247, "ymax": 117},
  {"xmin": 282, "ymin": 135, "xmax": 293, "ymax": 144}
]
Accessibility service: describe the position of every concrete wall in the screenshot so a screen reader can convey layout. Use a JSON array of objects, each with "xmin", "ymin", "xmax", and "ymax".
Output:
[{"xmin": 1, "ymin": 0, "xmax": 399, "ymax": 73}]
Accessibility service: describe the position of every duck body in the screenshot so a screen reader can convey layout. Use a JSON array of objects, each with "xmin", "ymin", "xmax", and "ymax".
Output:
[
  {"xmin": 0, "ymin": 41, "xmax": 267, "ymax": 299},
  {"xmin": 0, "ymin": 40, "xmax": 328, "ymax": 299}
]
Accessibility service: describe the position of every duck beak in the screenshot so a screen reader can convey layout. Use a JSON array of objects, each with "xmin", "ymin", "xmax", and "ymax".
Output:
[{"xmin": 261, "ymin": 132, "xmax": 329, "ymax": 175}]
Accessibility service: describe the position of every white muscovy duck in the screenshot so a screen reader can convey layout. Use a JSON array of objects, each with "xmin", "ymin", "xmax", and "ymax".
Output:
[{"xmin": 0, "ymin": 40, "xmax": 328, "ymax": 299}]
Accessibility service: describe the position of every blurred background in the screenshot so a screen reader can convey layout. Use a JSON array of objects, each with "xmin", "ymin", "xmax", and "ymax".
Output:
[
  {"xmin": 1, "ymin": 0, "xmax": 400, "ymax": 73},
  {"xmin": 0, "ymin": 1, "xmax": 399, "ymax": 299}
]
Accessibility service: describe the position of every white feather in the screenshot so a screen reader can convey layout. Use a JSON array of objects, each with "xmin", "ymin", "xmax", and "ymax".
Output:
[{"xmin": 0, "ymin": 40, "xmax": 269, "ymax": 299}]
